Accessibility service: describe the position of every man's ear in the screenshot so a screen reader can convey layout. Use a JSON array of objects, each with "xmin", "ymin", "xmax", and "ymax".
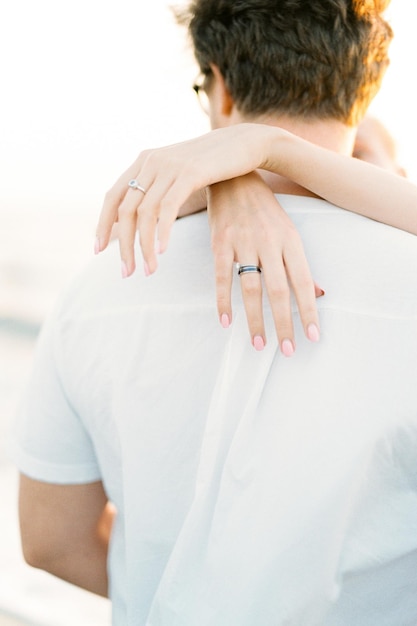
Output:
[{"xmin": 210, "ymin": 64, "xmax": 234, "ymax": 117}]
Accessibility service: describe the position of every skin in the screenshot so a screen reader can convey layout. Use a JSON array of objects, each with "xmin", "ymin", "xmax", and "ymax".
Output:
[
  {"xmin": 96, "ymin": 69, "xmax": 417, "ymax": 354},
  {"xmin": 19, "ymin": 475, "xmax": 110, "ymax": 596},
  {"xmin": 19, "ymin": 74, "xmax": 417, "ymax": 599}
]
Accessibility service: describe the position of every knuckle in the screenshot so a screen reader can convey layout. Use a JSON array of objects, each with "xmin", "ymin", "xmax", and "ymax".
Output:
[
  {"xmin": 294, "ymin": 275, "xmax": 314, "ymax": 292},
  {"xmin": 268, "ymin": 284, "xmax": 290, "ymax": 301},
  {"xmin": 118, "ymin": 202, "xmax": 136, "ymax": 218},
  {"xmin": 241, "ymin": 280, "xmax": 262, "ymax": 297},
  {"xmin": 211, "ymin": 228, "xmax": 230, "ymax": 251},
  {"xmin": 216, "ymin": 273, "xmax": 229, "ymax": 287},
  {"xmin": 139, "ymin": 148, "xmax": 152, "ymax": 160},
  {"xmin": 143, "ymin": 149, "xmax": 159, "ymax": 167},
  {"xmin": 159, "ymin": 197, "xmax": 180, "ymax": 220},
  {"xmin": 211, "ymin": 241, "xmax": 232, "ymax": 264},
  {"xmin": 211, "ymin": 221, "xmax": 241, "ymax": 245},
  {"xmin": 137, "ymin": 208, "xmax": 155, "ymax": 225}
]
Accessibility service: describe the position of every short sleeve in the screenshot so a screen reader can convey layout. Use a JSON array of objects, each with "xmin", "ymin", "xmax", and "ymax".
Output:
[{"xmin": 8, "ymin": 312, "xmax": 101, "ymax": 485}]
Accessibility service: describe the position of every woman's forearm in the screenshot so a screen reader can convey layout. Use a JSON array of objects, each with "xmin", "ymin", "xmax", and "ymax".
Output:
[
  {"xmin": 97, "ymin": 122, "xmax": 417, "ymax": 278},
  {"xmin": 175, "ymin": 123, "xmax": 417, "ymax": 236},
  {"xmin": 262, "ymin": 127, "xmax": 417, "ymax": 236}
]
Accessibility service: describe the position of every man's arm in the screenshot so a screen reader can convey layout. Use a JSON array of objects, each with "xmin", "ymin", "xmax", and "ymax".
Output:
[{"xmin": 19, "ymin": 474, "xmax": 111, "ymax": 597}]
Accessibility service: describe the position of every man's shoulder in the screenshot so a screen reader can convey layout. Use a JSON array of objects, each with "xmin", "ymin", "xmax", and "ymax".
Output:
[
  {"xmin": 54, "ymin": 212, "xmax": 215, "ymax": 325},
  {"xmin": 281, "ymin": 195, "xmax": 417, "ymax": 319}
]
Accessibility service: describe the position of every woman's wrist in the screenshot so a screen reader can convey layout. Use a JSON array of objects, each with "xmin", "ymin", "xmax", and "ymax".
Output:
[{"xmin": 254, "ymin": 124, "xmax": 296, "ymax": 175}]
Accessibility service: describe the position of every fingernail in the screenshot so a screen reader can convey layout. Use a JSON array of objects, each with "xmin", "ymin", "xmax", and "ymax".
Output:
[
  {"xmin": 315, "ymin": 284, "xmax": 326, "ymax": 298},
  {"xmin": 94, "ymin": 237, "xmax": 101, "ymax": 255},
  {"xmin": 144, "ymin": 262, "xmax": 150, "ymax": 277},
  {"xmin": 220, "ymin": 313, "xmax": 230, "ymax": 329},
  {"xmin": 253, "ymin": 335, "xmax": 265, "ymax": 351},
  {"xmin": 307, "ymin": 323, "xmax": 320, "ymax": 342},
  {"xmin": 121, "ymin": 261, "xmax": 128, "ymax": 279},
  {"xmin": 281, "ymin": 339, "xmax": 295, "ymax": 357}
]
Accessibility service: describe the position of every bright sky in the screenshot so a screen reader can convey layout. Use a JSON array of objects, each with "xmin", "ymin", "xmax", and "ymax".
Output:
[{"xmin": 1, "ymin": 1, "xmax": 416, "ymax": 224}]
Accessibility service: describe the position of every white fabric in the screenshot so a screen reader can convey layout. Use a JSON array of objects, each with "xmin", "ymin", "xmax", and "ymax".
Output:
[{"xmin": 10, "ymin": 196, "xmax": 417, "ymax": 626}]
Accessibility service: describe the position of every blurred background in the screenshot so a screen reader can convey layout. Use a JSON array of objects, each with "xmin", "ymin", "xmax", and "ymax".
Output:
[{"xmin": 0, "ymin": 1, "xmax": 416, "ymax": 624}]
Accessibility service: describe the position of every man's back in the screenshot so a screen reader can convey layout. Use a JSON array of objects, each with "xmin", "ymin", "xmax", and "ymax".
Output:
[{"xmin": 13, "ymin": 197, "xmax": 417, "ymax": 625}]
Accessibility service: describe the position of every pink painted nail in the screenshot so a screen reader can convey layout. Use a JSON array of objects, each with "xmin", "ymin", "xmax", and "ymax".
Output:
[
  {"xmin": 121, "ymin": 261, "xmax": 128, "ymax": 279},
  {"xmin": 94, "ymin": 237, "xmax": 100, "ymax": 255},
  {"xmin": 253, "ymin": 335, "xmax": 265, "ymax": 351},
  {"xmin": 314, "ymin": 284, "xmax": 326, "ymax": 298},
  {"xmin": 281, "ymin": 339, "xmax": 295, "ymax": 357},
  {"xmin": 307, "ymin": 323, "xmax": 320, "ymax": 342},
  {"xmin": 144, "ymin": 262, "xmax": 150, "ymax": 277},
  {"xmin": 220, "ymin": 313, "xmax": 230, "ymax": 329}
]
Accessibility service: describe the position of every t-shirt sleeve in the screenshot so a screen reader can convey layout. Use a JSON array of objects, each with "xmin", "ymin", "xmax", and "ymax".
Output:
[{"xmin": 8, "ymin": 313, "xmax": 101, "ymax": 485}]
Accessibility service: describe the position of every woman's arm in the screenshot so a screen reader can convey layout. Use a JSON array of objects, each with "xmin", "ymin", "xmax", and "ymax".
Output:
[
  {"xmin": 96, "ymin": 127, "xmax": 327, "ymax": 353},
  {"xmin": 96, "ymin": 124, "xmax": 417, "ymax": 268},
  {"xmin": 262, "ymin": 128, "xmax": 417, "ymax": 236},
  {"xmin": 96, "ymin": 122, "xmax": 417, "ymax": 351}
]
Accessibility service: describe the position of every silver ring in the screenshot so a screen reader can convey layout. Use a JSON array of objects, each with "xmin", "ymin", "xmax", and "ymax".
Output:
[
  {"xmin": 128, "ymin": 179, "xmax": 146, "ymax": 193},
  {"xmin": 237, "ymin": 264, "xmax": 262, "ymax": 276}
]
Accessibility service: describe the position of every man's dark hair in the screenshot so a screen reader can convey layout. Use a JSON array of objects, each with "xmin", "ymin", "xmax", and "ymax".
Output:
[{"xmin": 176, "ymin": 0, "xmax": 393, "ymax": 125}]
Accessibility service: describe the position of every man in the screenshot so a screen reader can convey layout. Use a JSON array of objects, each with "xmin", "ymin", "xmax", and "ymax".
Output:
[{"xmin": 11, "ymin": 1, "xmax": 417, "ymax": 625}]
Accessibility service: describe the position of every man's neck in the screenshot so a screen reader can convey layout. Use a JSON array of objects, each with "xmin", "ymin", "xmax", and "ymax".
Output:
[{"xmin": 234, "ymin": 112, "xmax": 357, "ymax": 196}]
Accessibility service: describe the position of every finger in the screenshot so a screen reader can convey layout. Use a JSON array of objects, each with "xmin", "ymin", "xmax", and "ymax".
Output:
[
  {"xmin": 95, "ymin": 151, "xmax": 153, "ymax": 254},
  {"xmin": 314, "ymin": 282, "xmax": 325, "ymax": 298},
  {"xmin": 137, "ymin": 211, "xmax": 158, "ymax": 275},
  {"xmin": 156, "ymin": 187, "xmax": 193, "ymax": 254},
  {"xmin": 262, "ymin": 261, "xmax": 295, "ymax": 357},
  {"xmin": 237, "ymin": 262, "xmax": 266, "ymax": 350},
  {"xmin": 139, "ymin": 174, "xmax": 195, "ymax": 271},
  {"xmin": 154, "ymin": 167, "xmax": 208, "ymax": 253},
  {"xmin": 213, "ymin": 246, "xmax": 234, "ymax": 329},
  {"xmin": 117, "ymin": 188, "xmax": 145, "ymax": 277},
  {"xmin": 136, "ymin": 185, "xmax": 165, "ymax": 275},
  {"xmin": 284, "ymin": 242, "xmax": 321, "ymax": 344},
  {"xmin": 96, "ymin": 186, "xmax": 127, "ymax": 254}
]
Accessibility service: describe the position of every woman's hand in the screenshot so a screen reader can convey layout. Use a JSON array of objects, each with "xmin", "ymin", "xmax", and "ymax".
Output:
[
  {"xmin": 95, "ymin": 125, "xmax": 271, "ymax": 277},
  {"xmin": 207, "ymin": 172, "xmax": 323, "ymax": 355},
  {"xmin": 95, "ymin": 125, "xmax": 324, "ymax": 353}
]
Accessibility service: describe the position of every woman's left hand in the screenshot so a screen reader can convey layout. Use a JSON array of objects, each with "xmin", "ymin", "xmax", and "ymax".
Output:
[{"xmin": 207, "ymin": 171, "xmax": 323, "ymax": 354}]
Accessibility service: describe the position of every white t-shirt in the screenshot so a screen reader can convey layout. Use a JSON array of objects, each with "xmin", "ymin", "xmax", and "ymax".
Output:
[{"xmin": 11, "ymin": 196, "xmax": 417, "ymax": 626}]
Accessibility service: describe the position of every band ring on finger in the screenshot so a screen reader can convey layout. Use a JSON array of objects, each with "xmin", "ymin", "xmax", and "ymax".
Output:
[
  {"xmin": 128, "ymin": 179, "xmax": 147, "ymax": 194},
  {"xmin": 237, "ymin": 264, "xmax": 262, "ymax": 276}
]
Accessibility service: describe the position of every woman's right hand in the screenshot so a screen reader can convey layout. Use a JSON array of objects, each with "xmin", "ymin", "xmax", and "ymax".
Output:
[{"xmin": 95, "ymin": 124, "xmax": 272, "ymax": 277}]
